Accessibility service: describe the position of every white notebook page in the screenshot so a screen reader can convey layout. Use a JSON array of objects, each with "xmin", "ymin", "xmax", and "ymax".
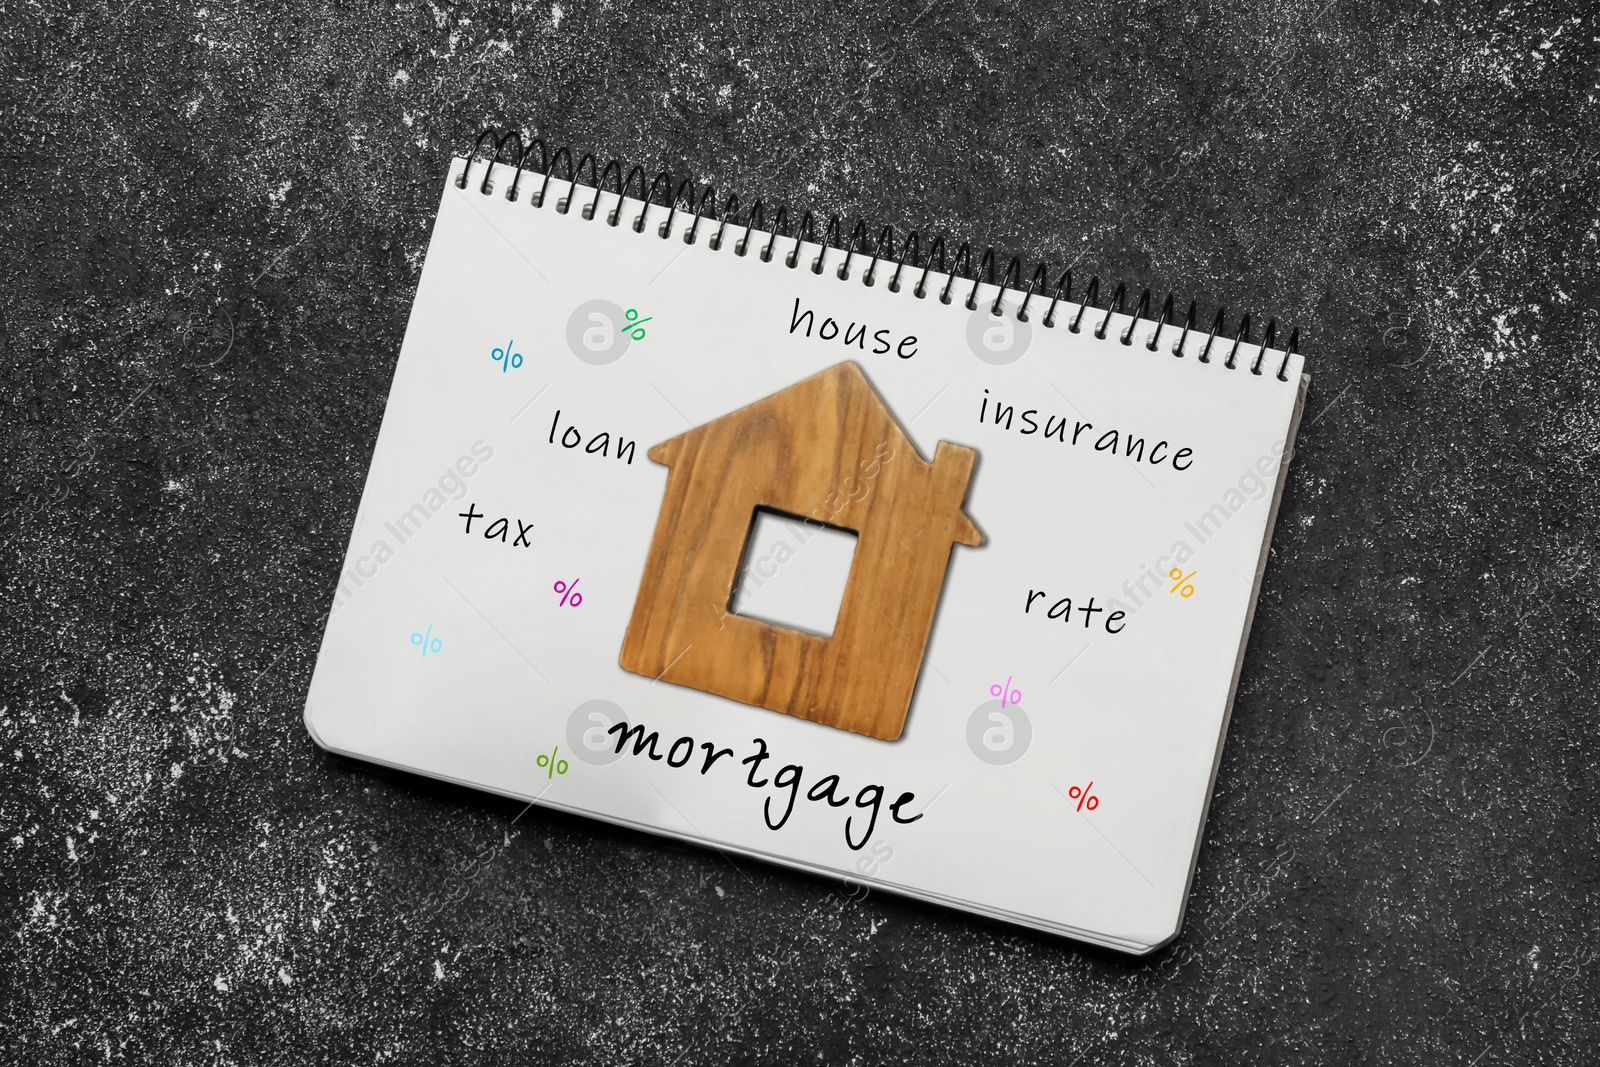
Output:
[{"xmin": 305, "ymin": 157, "xmax": 1307, "ymax": 954}]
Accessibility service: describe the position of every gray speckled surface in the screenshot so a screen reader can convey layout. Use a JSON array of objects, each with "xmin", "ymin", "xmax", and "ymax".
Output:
[{"xmin": 4, "ymin": 0, "xmax": 1599, "ymax": 1063}]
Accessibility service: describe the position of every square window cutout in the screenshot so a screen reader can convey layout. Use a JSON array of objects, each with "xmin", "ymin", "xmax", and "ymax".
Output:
[{"xmin": 729, "ymin": 508, "xmax": 858, "ymax": 638}]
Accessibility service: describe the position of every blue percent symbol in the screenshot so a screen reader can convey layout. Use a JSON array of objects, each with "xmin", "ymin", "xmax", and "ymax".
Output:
[
  {"xmin": 410, "ymin": 625, "xmax": 442, "ymax": 658},
  {"xmin": 491, "ymin": 339, "xmax": 523, "ymax": 372}
]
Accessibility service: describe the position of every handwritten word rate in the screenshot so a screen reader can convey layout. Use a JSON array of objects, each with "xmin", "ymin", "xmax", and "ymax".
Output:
[
  {"xmin": 1024, "ymin": 590, "xmax": 1126, "ymax": 633},
  {"xmin": 458, "ymin": 504, "xmax": 533, "ymax": 547}
]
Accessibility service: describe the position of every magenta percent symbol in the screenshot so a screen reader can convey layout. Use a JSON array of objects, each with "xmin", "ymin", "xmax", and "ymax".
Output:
[
  {"xmin": 553, "ymin": 578, "xmax": 583, "ymax": 607},
  {"xmin": 989, "ymin": 675, "xmax": 1022, "ymax": 708}
]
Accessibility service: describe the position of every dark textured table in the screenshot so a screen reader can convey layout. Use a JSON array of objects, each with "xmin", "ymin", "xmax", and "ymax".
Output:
[{"xmin": 4, "ymin": 1, "xmax": 1598, "ymax": 1063}]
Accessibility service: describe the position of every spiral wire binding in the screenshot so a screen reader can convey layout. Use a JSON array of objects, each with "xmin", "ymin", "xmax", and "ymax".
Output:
[{"xmin": 457, "ymin": 128, "xmax": 1301, "ymax": 381}]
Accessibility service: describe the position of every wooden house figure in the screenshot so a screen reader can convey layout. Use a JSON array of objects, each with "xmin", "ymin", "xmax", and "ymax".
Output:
[{"xmin": 619, "ymin": 361, "xmax": 982, "ymax": 741}]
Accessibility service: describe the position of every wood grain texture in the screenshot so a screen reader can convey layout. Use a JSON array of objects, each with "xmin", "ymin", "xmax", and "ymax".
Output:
[{"xmin": 619, "ymin": 362, "xmax": 982, "ymax": 740}]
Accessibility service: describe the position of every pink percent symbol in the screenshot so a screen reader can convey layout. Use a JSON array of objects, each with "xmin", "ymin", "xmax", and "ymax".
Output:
[{"xmin": 989, "ymin": 675, "xmax": 1021, "ymax": 708}]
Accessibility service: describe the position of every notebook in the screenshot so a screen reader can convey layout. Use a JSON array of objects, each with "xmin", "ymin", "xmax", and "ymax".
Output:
[{"xmin": 304, "ymin": 131, "xmax": 1308, "ymax": 954}]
